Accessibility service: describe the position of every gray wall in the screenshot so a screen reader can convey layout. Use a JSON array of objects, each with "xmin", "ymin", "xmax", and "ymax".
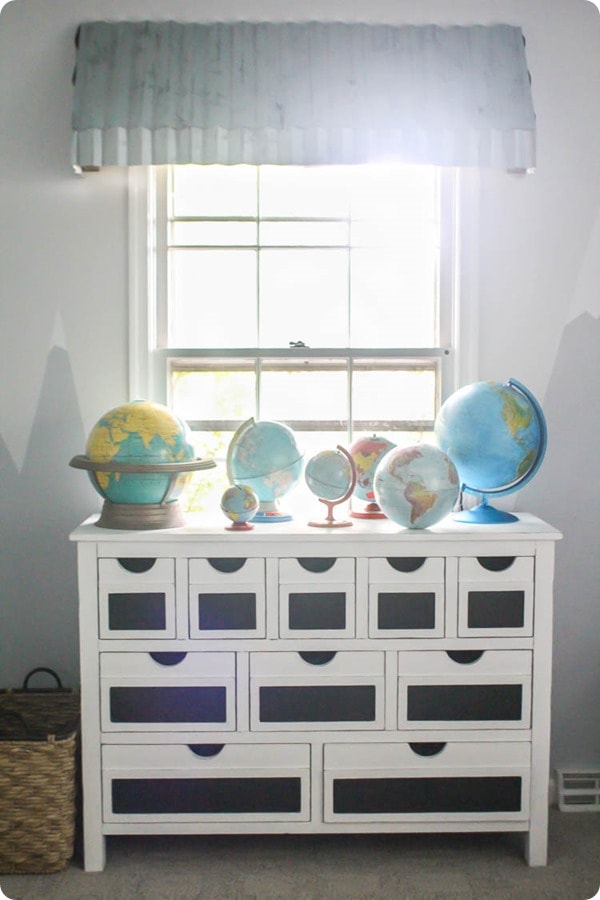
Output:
[{"xmin": 0, "ymin": 0, "xmax": 598, "ymax": 770}]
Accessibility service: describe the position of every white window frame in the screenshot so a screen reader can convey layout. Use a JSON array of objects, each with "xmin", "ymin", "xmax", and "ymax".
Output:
[{"xmin": 128, "ymin": 165, "xmax": 479, "ymax": 413}]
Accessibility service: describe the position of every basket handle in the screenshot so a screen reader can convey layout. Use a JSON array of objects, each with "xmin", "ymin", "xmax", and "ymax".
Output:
[
  {"xmin": 0, "ymin": 709, "xmax": 31, "ymax": 739},
  {"xmin": 22, "ymin": 667, "xmax": 64, "ymax": 691}
]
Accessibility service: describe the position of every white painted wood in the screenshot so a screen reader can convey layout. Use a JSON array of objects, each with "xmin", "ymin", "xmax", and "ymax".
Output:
[
  {"xmin": 279, "ymin": 557, "xmax": 355, "ymax": 582},
  {"xmin": 99, "ymin": 557, "xmax": 175, "ymax": 582},
  {"xmin": 189, "ymin": 557, "xmax": 265, "ymax": 583},
  {"xmin": 70, "ymin": 514, "xmax": 561, "ymax": 870},
  {"xmin": 369, "ymin": 557, "xmax": 445, "ymax": 582},
  {"xmin": 458, "ymin": 556, "xmax": 534, "ymax": 581}
]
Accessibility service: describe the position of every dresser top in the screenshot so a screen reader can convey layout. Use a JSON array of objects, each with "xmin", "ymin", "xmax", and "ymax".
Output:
[{"xmin": 70, "ymin": 511, "xmax": 561, "ymax": 544}]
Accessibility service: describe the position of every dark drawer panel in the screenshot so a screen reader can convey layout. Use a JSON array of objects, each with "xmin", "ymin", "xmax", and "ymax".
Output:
[
  {"xmin": 288, "ymin": 592, "xmax": 347, "ymax": 630},
  {"xmin": 108, "ymin": 592, "xmax": 167, "ymax": 631},
  {"xmin": 377, "ymin": 592, "xmax": 436, "ymax": 630},
  {"xmin": 109, "ymin": 686, "xmax": 227, "ymax": 724},
  {"xmin": 196, "ymin": 592, "xmax": 257, "ymax": 631},
  {"xmin": 467, "ymin": 590, "xmax": 525, "ymax": 629},
  {"xmin": 333, "ymin": 776, "xmax": 523, "ymax": 814},
  {"xmin": 407, "ymin": 684, "xmax": 523, "ymax": 722},
  {"xmin": 259, "ymin": 685, "xmax": 376, "ymax": 723},
  {"xmin": 112, "ymin": 777, "xmax": 302, "ymax": 815}
]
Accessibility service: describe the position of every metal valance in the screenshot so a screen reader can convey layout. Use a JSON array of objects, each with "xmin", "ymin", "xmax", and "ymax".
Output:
[{"xmin": 71, "ymin": 20, "xmax": 536, "ymax": 170}]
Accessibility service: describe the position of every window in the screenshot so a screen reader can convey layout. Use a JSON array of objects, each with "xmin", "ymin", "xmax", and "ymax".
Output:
[{"xmin": 131, "ymin": 163, "xmax": 474, "ymax": 513}]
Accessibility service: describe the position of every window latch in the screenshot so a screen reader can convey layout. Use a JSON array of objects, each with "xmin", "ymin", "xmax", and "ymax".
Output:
[{"xmin": 289, "ymin": 340, "xmax": 309, "ymax": 348}]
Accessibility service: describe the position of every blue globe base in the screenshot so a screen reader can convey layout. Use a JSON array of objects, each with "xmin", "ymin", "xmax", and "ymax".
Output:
[
  {"xmin": 252, "ymin": 510, "xmax": 293, "ymax": 523},
  {"xmin": 252, "ymin": 500, "xmax": 293, "ymax": 523},
  {"xmin": 454, "ymin": 502, "xmax": 519, "ymax": 525}
]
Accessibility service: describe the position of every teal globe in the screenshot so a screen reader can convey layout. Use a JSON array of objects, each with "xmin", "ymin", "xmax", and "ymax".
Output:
[
  {"xmin": 305, "ymin": 449, "xmax": 354, "ymax": 501},
  {"xmin": 220, "ymin": 484, "xmax": 260, "ymax": 529},
  {"xmin": 434, "ymin": 378, "xmax": 547, "ymax": 523},
  {"xmin": 85, "ymin": 399, "xmax": 195, "ymax": 505},
  {"xmin": 227, "ymin": 418, "xmax": 304, "ymax": 522},
  {"xmin": 374, "ymin": 444, "xmax": 460, "ymax": 529}
]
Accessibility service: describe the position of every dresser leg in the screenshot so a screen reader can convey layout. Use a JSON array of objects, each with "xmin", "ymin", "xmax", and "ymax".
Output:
[
  {"xmin": 83, "ymin": 831, "xmax": 106, "ymax": 872},
  {"xmin": 523, "ymin": 824, "xmax": 548, "ymax": 867}
]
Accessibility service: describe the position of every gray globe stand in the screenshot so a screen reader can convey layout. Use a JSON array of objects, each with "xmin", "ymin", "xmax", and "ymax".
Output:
[{"xmin": 69, "ymin": 456, "xmax": 216, "ymax": 530}]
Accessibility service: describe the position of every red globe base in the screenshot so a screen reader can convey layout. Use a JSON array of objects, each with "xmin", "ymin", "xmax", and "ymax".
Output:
[{"xmin": 350, "ymin": 501, "xmax": 387, "ymax": 519}]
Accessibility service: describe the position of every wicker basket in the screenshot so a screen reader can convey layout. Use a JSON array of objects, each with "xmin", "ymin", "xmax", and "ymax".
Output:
[{"xmin": 0, "ymin": 667, "xmax": 80, "ymax": 874}]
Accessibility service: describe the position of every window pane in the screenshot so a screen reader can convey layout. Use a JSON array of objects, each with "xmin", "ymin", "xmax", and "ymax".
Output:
[
  {"xmin": 350, "ymin": 248, "xmax": 436, "ymax": 347},
  {"xmin": 169, "ymin": 250, "xmax": 257, "ymax": 347},
  {"xmin": 182, "ymin": 430, "xmax": 234, "ymax": 514},
  {"xmin": 170, "ymin": 369, "xmax": 256, "ymax": 423},
  {"xmin": 260, "ymin": 166, "xmax": 349, "ymax": 218},
  {"xmin": 259, "ymin": 249, "xmax": 349, "ymax": 347},
  {"xmin": 352, "ymin": 369, "xmax": 437, "ymax": 425},
  {"xmin": 260, "ymin": 368, "xmax": 347, "ymax": 424},
  {"xmin": 172, "ymin": 165, "xmax": 257, "ymax": 217},
  {"xmin": 260, "ymin": 221, "xmax": 348, "ymax": 247},
  {"xmin": 171, "ymin": 221, "xmax": 257, "ymax": 246}
]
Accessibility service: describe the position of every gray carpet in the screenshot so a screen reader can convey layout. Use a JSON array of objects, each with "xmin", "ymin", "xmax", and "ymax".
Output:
[{"xmin": 2, "ymin": 809, "xmax": 599, "ymax": 899}]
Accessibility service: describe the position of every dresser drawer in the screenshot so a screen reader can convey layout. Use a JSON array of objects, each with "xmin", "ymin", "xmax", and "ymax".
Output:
[
  {"xmin": 458, "ymin": 581, "xmax": 534, "ymax": 637},
  {"xmin": 250, "ymin": 651, "xmax": 384, "ymax": 731},
  {"xmin": 278, "ymin": 557, "xmax": 355, "ymax": 583},
  {"xmin": 103, "ymin": 742, "xmax": 310, "ymax": 823},
  {"xmin": 369, "ymin": 583, "xmax": 444, "ymax": 638},
  {"xmin": 189, "ymin": 557, "xmax": 265, "ymax": 583},
  {"xmin": 324, "ymin": 741, "xmax": 530, "ymax": 822},
  {"xmin": 369, "ymin": 557, "xmax": 445, "ymax": 583},
  {"xmin": 98, "ymin": 557, "xmax": 176, "ymax": 639},
  {"xmin": 100, "ymin": 652, "xmax": 236, "ymax": 732},
  {"xmin": 459, "ymin": 556, "xmax": 534, "ymax": 581},
  {"xmin": 397, "ymin": 650, "xmax": 532, "ymax": 730},
  {"xmin": 99, "ymin": 557, "xmax": 175, "ymax": 583}
]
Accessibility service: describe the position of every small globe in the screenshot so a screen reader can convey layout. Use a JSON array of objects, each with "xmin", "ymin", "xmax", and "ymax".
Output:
[
  {"xmin": 220, "ymin": 484, "xmax": 260, "ymax": 529},
  {"xmin": 85, "ymin": 400, "xmax": 195, "ymax": 505},
  {"xmin": 434, "ymin": 378, "xmax": 547, "ymax": 523},
  {"xmin": 305, "ymin": 449, "xmax": 354, "ymax": 501},
  {"xmin": 227, "ymin": 418, "xmax": 304, "ymax": 522},
  {"xmin": 374, "ymin": 444, "xmax": 459, "ymax": 529}
]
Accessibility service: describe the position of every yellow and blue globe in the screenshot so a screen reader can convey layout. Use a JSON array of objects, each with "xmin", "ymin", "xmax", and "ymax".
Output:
[{"xmin": 85, "ymin": 400, "xmax": 196, "ymax": 505}]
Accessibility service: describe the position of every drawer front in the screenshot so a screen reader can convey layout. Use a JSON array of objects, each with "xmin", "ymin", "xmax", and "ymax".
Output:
[
  {"xmin": 369, "ymin": 583, "xmax": 444, "ymax": 638},
  {"xmin": 99, "ymin": 584, "xmax": 176, "ymax": 639},
  {"xmin": 99, "ymin": 557, "xmax": 175, "ymax": 583},
  {"xmin": 250, "ymin": 651, "xmax": 384, "ymax": 731},
  {"xmin": 278, "ymin": 557, "xmax": 355, "ymax": 583},
  {"xmin": 397, "ymin": 650, "xmax": 532, "ymax": 730},
  {"xmin": 100, "ymin": 652, "xmax": 235, "ymax": 731},
  {"xmin": 459, "ymin": 556, "xmax": 533, "ymax": 582},
  {"xmin": 369, "ymin": 557, "xmax": 445, "ymax": 583},
  {"xmin": 458, "ymin": 583, "xmax": 534, "ymax": 637},
  {"xmin": 324, "ymin": 741, "xmax": 530, "ymax": 822},
  {"xmin": 189, "ymin": 584, "xmax": 266, "ymax": 638},
  {"xmin": 189, "ymin": 557, "xmax": 265, "ymax": 583},
  {"xmin": 103, "ymin": 743, "xmax": 310, "ymax": 822},
  {"xmin": 279, "ymin": 584, "xmax": 355, "ymax": 638}
]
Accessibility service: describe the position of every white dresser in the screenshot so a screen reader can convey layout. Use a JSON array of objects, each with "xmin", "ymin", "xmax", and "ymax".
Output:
[{"xmin": 71, "ymin": 513, "xmax": 561, "ymax": 871}]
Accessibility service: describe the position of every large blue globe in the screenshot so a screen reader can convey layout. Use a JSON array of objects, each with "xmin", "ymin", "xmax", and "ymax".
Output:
[
  {"xmin": 434, "ymin": 378, "xmax": 547, "ymax": 523},
  {"xmin": 226, "ymin": 419, "xmax": 304, "ymax": 522}
]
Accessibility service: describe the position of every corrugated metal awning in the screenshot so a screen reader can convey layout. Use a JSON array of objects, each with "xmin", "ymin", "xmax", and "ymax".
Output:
[{"xmin": 71, "ymin": 21, "xmax": 536, "ymax": 170}]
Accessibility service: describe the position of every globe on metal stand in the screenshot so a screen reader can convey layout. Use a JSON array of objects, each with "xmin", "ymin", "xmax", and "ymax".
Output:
[
  {"xmin": 69, "ymin": 457, "xmax": 216, "ymax": 529},
  {"xmin": 434, "ymin": 378, "xmax": 548, "ymax": 525},
  {"xmin": 305, "ymin": 446, "xmax": 357, "ymax": 528}
]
